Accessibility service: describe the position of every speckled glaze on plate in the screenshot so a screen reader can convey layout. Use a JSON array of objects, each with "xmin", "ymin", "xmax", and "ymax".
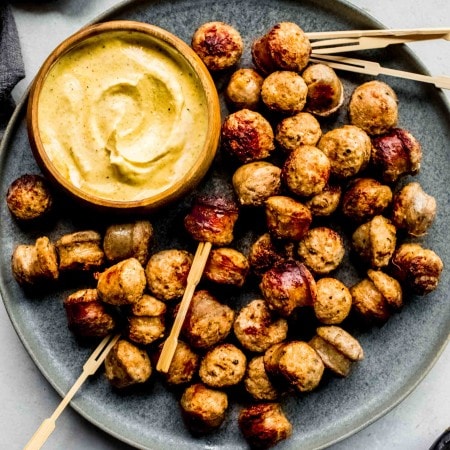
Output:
[{"xmin": 0, "ymin": 1, "xmax": 449, "ymax": 449}]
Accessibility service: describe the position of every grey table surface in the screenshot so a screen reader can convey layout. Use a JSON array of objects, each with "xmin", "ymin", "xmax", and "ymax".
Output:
[{"xmin": 2, "ymin": 0, "xmax": 449, "ymax": 449}]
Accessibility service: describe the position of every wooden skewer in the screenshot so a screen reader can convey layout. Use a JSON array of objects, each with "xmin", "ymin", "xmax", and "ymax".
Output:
[
  {"xmin": 156, "ymin": 241, "xmax": 212, "ymax": 373},
  {"xmin": 311, "ymin": 32, "xmax": 450, "ymax": 54},
  {"xmin": 310, "ymin": 54, "xmax": 450, "ymax": 90},
  {"xmin": 306, "ymin": 27, "xmax": 450, "ymax": 40},
  {"xmin": 23, "ymin": 333, "xmax": 121, "ymax": 450}
]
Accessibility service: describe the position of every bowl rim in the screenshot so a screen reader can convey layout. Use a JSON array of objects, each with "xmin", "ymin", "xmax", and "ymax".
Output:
[{"xmin": 27, "ymin": 20, "xmax": 221, "ymax": 212}]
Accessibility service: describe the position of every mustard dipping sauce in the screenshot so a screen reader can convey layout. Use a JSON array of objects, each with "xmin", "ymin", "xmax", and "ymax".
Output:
[{"xmin": 37, "ymin": 30, "xmax": 209, "ymax": 202}]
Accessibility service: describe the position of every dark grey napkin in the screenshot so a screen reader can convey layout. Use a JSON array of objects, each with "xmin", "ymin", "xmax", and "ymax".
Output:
[{"xmin": 0, "ymin": 4, "xmax": 25, "ymax": 141}]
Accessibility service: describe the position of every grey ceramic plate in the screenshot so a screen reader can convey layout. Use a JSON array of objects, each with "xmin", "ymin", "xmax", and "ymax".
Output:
[{"xmin": 1, "ymin": 1, "xmax": 449, "ymax": 449}]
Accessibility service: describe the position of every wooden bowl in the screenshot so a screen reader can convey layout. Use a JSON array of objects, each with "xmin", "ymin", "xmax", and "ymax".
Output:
[{"xmin": 27, "ymin": 21, "xmax": 221, "ymax": 213}]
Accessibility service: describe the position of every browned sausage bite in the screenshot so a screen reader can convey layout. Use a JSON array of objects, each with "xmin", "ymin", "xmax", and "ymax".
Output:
[
  {"xmin": 232, "ymin": 161, "xmax": 282, "ymax": 207},
  {"xmin": 390, "ymin": 243, "xmax": 443, "ymax": 295},
  {"xmin": 244, "ymin": 356, "xmax": 280, "ymax": 401},
  {"xmin": 239, "ymin": 402, "xmax": 292, "ymax": 448},
  {"xmin": 313, "ymin": 278, "xmax": 352, "ymax": 325},
  {"xmin": 184, "ymin": 196, "xmax": 239, "ymax": 246},
  {"xmin": 157, "ymin": 340, "xmax": 199, "ymax": 386},
  {"xmin": 191, "ymin": 21, "xmax": 243, "ymax": 71},
  {"xmin": 391, "ymin": 182, "xmax": 436, "ymax": 237},
  {"xmin": 263, "ymin": 341, "xmax": 324, "ymax": 392},
  {"xmin": 352, "ymin": 215, "xmax": 397, "ymax": 269},
  {"xmin": 64, "ymin": 288, "xmax": 116, "ymax": 337},
  {"xmin": 260, "ymin": 259, "xmax": 317, "ymax": 317},
  {"xmin": 252, "ymin": 21, "xmax": 311, "ymax": 74},
  {"xmin": 318, "ymin": 125, "xmax": 371, "ymax": 179},
  {"xmin": 275, "ymin": 112, "xmax": 322, "ymax": 151},
  {"xmin": 127, "ymin": 295, "xmax": 166, "ymax": 345},
  {"xmin": 97, "ymin": 258, "xmax": 146, "ymax": 306},
  {"xmin": 371, "ymin": 128, "xmax": 422, "ymax": 183},
  {"xmin": 302, "ymin": 63, "xmax": 344, "ymax": 117},
  {"xmin": 265, "ymin": 196, "xmax": 312, "ymax": 241},
  {"xmin": 203, "ymin": 247, "xmax": 249, "ymax": 287},
  {"xmin": 341, "ymin": 178, "xmax": 392, "ymax": 223},
  {"xmin": 6, "ymin": 174, "xmax": 53, "ymax": 221},
  {"xmin": 297, "ymin": 227, "xmax": 345, "ymax": 275},
  {"xmin": 261, "ymin": 71, "xmax": 308, "ymax": 114},
  {"xmin": 180, "ymin": 290, "xmax": 235, "ymax": 349},
  {"xmin": 234, "ymin": 299, "xmax": 288, "ymax": 353},
  {"xmin": 180, "ymin": 383, "xmax": 228, "ymax": 434},
  {"xmin": 221, "ymin": 109, "xmax": 275, "ymax": 164}
]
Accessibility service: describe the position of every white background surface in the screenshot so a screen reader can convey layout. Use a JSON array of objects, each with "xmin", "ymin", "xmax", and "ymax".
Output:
[{"xmin": 2, "ymin": 0, "xmax": 449, "ymax": 449}]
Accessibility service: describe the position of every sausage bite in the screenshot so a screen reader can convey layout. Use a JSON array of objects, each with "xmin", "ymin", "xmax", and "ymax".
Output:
[
  {"xmin": 351, "ymin": 270, "xmax": 403, "ymax": 322},
  {"xmin": 313, "ymin": 277, "xmax": 352, "ymax": 325},
  {"xmin": 349, "ymin": 80, "xmax": 398, "ymax": 135},
  {"xmin": 199, "ymin": 343, "xmax": 247, "ymax": 388},
  {"xmin": 275, "ymin": 112, "xmax": 322, "ymax": 152},
  {"xmin": 56, "ymin": 230, "xmax": 105, "ymax": 272},
  {"xmin": 309, "ymin": 326, "xmax": 364, "ymax": 377},
  {"xmin": 282, "ymin": 145, "xmax": 331, "ymax": 198},
  {"xmin": 391, "ymin": 182, "xmax": 436, "ymax": 237},
  {"xmin": 180, "ymin": 383, "xmax": 228, "ymax": 434},
  {"xmin": 156, "ymin": 340, "xmax": 199, "ymax": 386},
  {"xmin": 184, "ymin": 195, "xmax": 239, "ymax": 246},
  {"xmin": 191, "ymin": 21, "xmax": 243, "ymax": 71},
  {"xmin": 371, "ymin": 128, "xmax": 422, "ymax": 183},
  {"xmin": 11, "ymin": 236, "xmax": 59, "ymax": 285},
  {"xmin": 221, "ymin": 109, "xmax": 275, "ymax": 164},
  {"xmin": 145, "ymin": 249, "xmax": 193, "ymax": 301},
  {"xmin": 6, "ymin": 174, "xmax": 53, "ymax": 221},
  {"xmin": 352, "ymin": 215, "xmax": 397, "ymax": 269},
  {"xmin": 233, "ymin": 299, "xmax": 288, "ymax": 353},
  {"xmin": 104, "ymin": 339, "xmax": 152, "ymax": 389},
  {"xmin": 302, "ymin": 63, "xmax": 344, "ymax": 117},
  {"xmin": 232, "ymin": 161, "xmax": 282, "ymax": 207},
  {"xmin": 239, "ymin": 402, "xmax": 292, "ymax": 448},
  {"xmin": 181, "ymin": 290, "xmax": 235, "ymax": 349},
  {"xmin": 248, "ymin": 232, "xmax": 287, "ymax": 277},
  {"xmin": 261, "ymin": 71, "xmax": 308, "ymax": 114},
  {"xmin": 244, "ymin": 356, "xmax": 280, "ymax": 401},
  {"xmin": 103, "ymin": 220, "xmax": 153, "ymax": 266},
  {"xmin": 263, "ymin": 341, "xmax": 324, "ymax": 392},
  {"xmin": 203, "ymin": 247, "xmax": 249, "ymax": 287},
  {"xmin": 252, "ymin": 21, "xmax": 311, "ymax": 74},
  {"xmin": 265, "ymin": 195, "xmax": 312, "ymax": 241},
  {"xmin": 297, "ymin": 226, "xmax": 345, "ymax": 275},
  {"xmin": 341, "ymin": 178, "xmax": 393, "ymax": 223},
  {"xmin": 390, "ymin": 243, "xmax": 443, "ymax": 295},
  {"xmin": 127, "ymin": 295, "xmax": 166, "ymax": 345},
  {"xmin": 64, "ymin": 288, "xmax": 116, "ymax": 337},
  {"xmin": 225, "ymin": 68, "xmax": 264, "ymax": 111},
  {"xmin": 97, "ymin": 257, "xmax": 146, "ymax": 306},
  {"xmin": 318, "ymin": 125, "xmax": 372, "ymax": 179},
  {"xmin": 304, "ymin": 183, "xmax": 341, "ymax": 217},
  {"xmin": 260, "ymin": 259, "xmax": 317, "ymax": 317}
]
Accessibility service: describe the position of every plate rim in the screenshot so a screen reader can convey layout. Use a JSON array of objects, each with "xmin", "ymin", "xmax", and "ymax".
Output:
[{"xmin": 1, "ymin": 1, "xmax": 449, "ymax": 449}]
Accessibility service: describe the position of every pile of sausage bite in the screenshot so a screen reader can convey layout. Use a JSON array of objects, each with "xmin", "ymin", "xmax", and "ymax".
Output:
[{"xmin": 7, "ymin": 21, "xmax": 444, "ymax": 449}]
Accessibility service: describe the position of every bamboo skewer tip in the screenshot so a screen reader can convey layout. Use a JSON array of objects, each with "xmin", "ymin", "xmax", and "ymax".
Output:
[
  {"xmin": 156, "ymin": 241, "xmax": 212, "ymax": 374},
  {"xmin": 23, "ymin": 333, "xmax": 120, "ymax": 450}
]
